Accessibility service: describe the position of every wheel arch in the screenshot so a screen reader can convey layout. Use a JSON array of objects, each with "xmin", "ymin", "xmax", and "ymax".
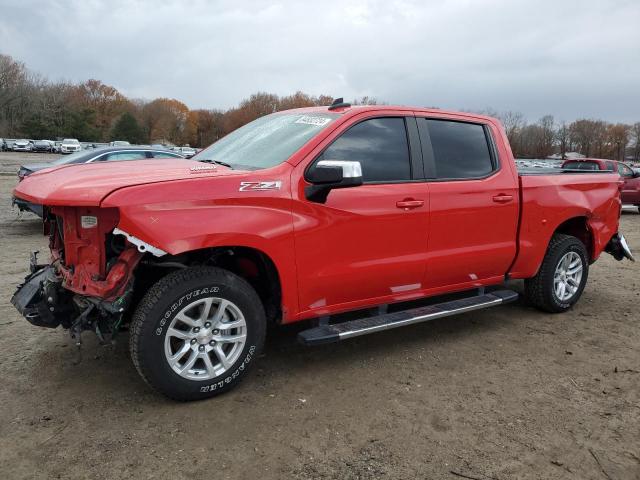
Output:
[
  {"xmin": 132, "ymin": 245, "xmax": 285, "ymax": 324},
  {"xmin": 510, "ymin": 213, "xmax": 599, "ymax": 279},
  {"xmin": 553, "ymin": 216, "xmax": 595, "ymax": 262}
]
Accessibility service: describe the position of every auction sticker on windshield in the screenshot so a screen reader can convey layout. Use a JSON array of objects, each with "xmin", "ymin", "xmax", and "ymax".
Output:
[{"xmin": 295, "ymin": 116, "xmax": 332, "ymax": 127}]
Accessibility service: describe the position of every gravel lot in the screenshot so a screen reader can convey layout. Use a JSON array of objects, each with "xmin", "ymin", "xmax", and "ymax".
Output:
[{"xmin": 0, "ymin": 151, "xmax": 638, "ymax": 480}]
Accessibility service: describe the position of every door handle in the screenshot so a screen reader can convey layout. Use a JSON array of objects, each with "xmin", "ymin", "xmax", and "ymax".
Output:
[
  {"xmin": 492, "ymin": 194, "xmax": 513, "ymax": 203},
  {"xmin": 396, "ymin": 199, "xmax": 424, "ymax": 209}
]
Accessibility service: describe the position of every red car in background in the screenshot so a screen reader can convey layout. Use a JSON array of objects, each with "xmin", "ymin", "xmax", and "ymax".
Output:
[{"xmin": 562, "ymin": 158, "xmax": 640, "ymax": 211}]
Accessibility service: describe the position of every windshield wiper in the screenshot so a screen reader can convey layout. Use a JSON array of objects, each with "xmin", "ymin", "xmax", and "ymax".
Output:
[{"xmin": 198, "ymin": 159, "xmax": 233, "ymax": 169}]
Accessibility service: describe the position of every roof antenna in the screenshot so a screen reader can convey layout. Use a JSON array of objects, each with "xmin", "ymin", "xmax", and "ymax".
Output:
[{"xmin": 328, "ymin": 97, "xmax": 351, "ymax": 110}]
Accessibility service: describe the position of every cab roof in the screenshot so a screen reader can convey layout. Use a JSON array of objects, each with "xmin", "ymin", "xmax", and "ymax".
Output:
[{"xmin": 281, "ymin": 104, "xmax": 500, "ymax": 124}]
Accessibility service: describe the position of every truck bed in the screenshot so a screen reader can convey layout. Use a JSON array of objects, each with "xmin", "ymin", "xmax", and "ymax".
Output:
[{"xmin": 508, "ymin": 171, "xmax": 621, "ymax": 279}]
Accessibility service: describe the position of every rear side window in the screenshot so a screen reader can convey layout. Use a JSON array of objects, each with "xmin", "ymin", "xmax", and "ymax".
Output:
[
  {"xmin": 425, "ymin": 120, "xmax": 494, "ymax": 179},
  {"xmin": 563, "ymin": 161, "xmax": 599, "ymax": 171},
  {"xmin": 319, "ymin": 117, "xmax": 411, "ymax": 183}
]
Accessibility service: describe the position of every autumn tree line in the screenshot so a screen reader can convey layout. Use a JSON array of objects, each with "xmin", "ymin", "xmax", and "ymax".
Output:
[
  {"xmin": 479, "ymin": 109, "xmax": 640, "ymax": 161},
  {"xmin": 1, "ymin": 53, "xmax": 639, "ymax": 159},
  {"xmin": 0, "ymin": 54, "xmax": 337, "ymax": 147}
]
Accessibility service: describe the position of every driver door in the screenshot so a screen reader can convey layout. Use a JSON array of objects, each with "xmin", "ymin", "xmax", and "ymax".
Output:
[{"xmin": 291, "ymin": 114, "xmax": 430, "ymax": 316}]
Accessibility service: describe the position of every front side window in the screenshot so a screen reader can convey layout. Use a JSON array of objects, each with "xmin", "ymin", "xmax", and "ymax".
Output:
[
  {"xmin": 425, "ymin": 119, "xmax": 494, "ymax": 179},
  {"xmin": 194, "ymin": 112, "xmax": 339, "ymax": 170},
  {"xmin": 318, "ymin": 117, "xmax": 411, "ymax": 182}
]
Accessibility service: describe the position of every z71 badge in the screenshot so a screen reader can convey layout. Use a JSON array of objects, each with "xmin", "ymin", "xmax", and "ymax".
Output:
[{"xmin": 239, "ymin": 181, "xmax": 282, "ymax": 192}]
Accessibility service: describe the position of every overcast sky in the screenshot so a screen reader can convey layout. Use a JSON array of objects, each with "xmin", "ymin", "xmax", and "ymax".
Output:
[{"xmin": 1, "ymin": 0, "xmax": 639, "ymax": 122}]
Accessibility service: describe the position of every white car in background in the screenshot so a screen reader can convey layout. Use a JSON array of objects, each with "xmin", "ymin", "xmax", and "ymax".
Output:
[
  {"xmin": 173, "ymin": 146, "xmax": 197, "ymax": 158},
  {"xmin": 60, "ymin": 138, "xmax": 81, "ymax": 154},
  {"xmin": 12, "ymin": 139, "xmax": 33, "ymax": 152}
]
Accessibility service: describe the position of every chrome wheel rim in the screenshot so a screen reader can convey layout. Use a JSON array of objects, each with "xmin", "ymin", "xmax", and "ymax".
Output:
[
  {"xmin": 164, "ymin": 297, "xmax": 247, "ymax": 381},
  {"xmin": 553, "ymin": 251, "xmax": 583, "ymax": 302}
]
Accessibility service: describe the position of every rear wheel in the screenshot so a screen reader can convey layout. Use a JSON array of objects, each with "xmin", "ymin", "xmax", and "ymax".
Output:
[
  {"xmin": 524, "ymin": 234, "xmax": 589, "ymax": 313},
  {"xmin": 129, "ymin": 266, "xmax": 266, "ymax": 401}
]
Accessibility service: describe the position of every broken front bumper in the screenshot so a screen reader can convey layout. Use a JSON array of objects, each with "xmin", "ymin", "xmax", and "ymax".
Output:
[{"xmin": 10, "ymin": 265, "xmax": 72, "ymax": 328}]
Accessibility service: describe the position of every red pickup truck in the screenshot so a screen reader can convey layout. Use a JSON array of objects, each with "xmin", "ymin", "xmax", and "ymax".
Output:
[
  {"xmin": 11, "ymin": 101, "xmax": 634, "ymax": 400},
  {"xmin": 561, "ymin": 158, "xmax": 640, "ymax": 211}
]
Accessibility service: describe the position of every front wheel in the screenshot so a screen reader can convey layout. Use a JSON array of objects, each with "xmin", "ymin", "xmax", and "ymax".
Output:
[
  {"xmin": 129, "ymin": 267, "xmax": 266, "ymax": 401},
  {"xmin": 524, "ymin": 234, "xmax": 589, "ymax": 313}
]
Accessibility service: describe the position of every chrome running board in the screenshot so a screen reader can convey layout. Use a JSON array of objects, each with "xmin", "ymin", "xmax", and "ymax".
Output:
[{"xmin": 298, "ymin": 289, "xmax": 519, "ymax": 346}]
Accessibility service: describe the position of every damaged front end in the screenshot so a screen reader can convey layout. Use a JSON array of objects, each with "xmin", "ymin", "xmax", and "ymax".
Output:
[{"xmin": 10, "ymin": 206, "xmax": 146, "ymax": 342}]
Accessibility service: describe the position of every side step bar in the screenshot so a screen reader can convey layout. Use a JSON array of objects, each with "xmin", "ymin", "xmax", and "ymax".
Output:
[{"xmin": 298, "ymin": 289, "xmax": 519, "ymax": 346}]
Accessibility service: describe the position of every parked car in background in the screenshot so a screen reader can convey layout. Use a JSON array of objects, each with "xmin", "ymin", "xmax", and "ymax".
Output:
[
  {"xmin": 60, "ymin": 138, "xmax": 81, "ymax": 154},
  {"xmin": 12, "ymin": 139, "xmax": 33, "ymax": 152},
  {"xmin": 13, "ymin": 146, "xmax": 186, "ymax": 216},
  {"xmin": 0, "ymin": 138, "xmax": 8, "ymax": 151},
  {"xmin": 174, "ymin": 146, "xmax": 197, "ymax": 158},
  {"xmin": 32, "ymin": 140, "xmax": 54, "ymax": 153},
  {"xmin": 562, "ymin": 158, "xmax": 640, "ymax": 211},
  {"xmin": 110, "ymin": 140, "xmax": 131, "ymax": 147}
]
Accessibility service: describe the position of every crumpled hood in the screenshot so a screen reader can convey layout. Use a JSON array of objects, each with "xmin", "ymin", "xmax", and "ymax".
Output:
[{"xmin": 13, "ymin": 159, "xmax": 239, "ymax": 206}]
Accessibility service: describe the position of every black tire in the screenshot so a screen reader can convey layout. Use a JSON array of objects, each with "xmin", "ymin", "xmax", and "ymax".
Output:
[
  {"xmin": 129, "ymin": 266, "xmax": 266, "ymax": 401},
  {"xmin": 524, "ymin": 234, "xmax": 589, "ymax": 313}
]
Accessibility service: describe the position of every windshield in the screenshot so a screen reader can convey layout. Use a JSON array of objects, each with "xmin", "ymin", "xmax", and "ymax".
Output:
[
  {"xmin": 194, "ymin": 112, "xmax": 339, "ymax": 170},
  {"xmin": 63, "ymin": 139, "xmax": 79, "ymax": 144}
]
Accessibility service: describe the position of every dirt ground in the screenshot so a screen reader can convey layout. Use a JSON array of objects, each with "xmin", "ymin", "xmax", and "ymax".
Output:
[{"xmin": 0, "ymin": 152, "xmax": 638, "ymax": 480}]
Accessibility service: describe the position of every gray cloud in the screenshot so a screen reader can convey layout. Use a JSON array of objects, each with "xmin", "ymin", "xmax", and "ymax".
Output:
[{"xmin": 1, "ymin": 0, "xmax": 639, "ymax": 122}]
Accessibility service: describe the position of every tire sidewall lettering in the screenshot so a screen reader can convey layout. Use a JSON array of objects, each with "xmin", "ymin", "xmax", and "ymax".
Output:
[
  {"xmin": 199, "ymin": 346, "xmax": 256, "ymax": 393},
  {"xmin": 155, "ymin": 286, "xmax": 221, "ymax": 336}
]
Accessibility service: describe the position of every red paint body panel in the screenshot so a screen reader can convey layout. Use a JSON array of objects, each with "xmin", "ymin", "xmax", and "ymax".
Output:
[
  {"xmin": 509, "ymin": 173, "xmax": 621, "ymax": 278},
  {"xmin": 12, "ymin": 106, "xmax": 623, "ymax": 323},
  {"xmin": 14, "ymin": 159, "xmax": 241, "ymax": 206},
  {"xmin": 416, "ymin": 115, "xmax": 521, "ymax": 291}
]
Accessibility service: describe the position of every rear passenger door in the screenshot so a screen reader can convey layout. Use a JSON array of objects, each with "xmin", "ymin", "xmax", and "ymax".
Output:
[{"xmin": 416, "ymin": 117, "xmax": 519, "ymax": 290}]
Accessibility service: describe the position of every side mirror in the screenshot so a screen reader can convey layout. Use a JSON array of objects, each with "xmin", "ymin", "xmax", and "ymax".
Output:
[
  {"xmin": 633, "ymin": 170, "xmax": 640, "ymax": 178},
  {"xmin": 305, "ymin": 160, "xmax": 363, "ymax": 203}
]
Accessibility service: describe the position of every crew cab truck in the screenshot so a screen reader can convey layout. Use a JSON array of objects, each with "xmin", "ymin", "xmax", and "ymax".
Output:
[{"xmin": 11, "ymin": 101, "xmax": 634, "ymax": 401}]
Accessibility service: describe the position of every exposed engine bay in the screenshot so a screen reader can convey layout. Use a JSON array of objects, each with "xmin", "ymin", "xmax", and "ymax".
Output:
[{"xmin": 11, "ymin": 206, "xmax": 143, "ymax": 344}]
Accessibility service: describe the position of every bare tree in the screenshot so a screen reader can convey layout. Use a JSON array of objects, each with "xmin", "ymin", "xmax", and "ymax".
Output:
[
  {"xmin": 631, "ymin": 122, "xmax": 640, "ymax": 161},
  {"xmin": 555, "ymin": 121, "xmax": 570, "ymax": 158}
]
